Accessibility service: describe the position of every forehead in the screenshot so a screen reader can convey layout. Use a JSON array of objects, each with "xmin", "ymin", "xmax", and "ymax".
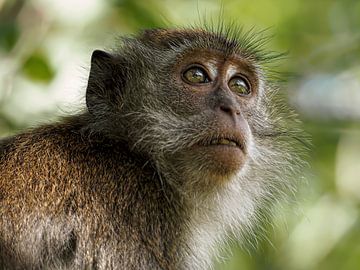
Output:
[
  {"xmin": 142, "ymin": 28, "xmax": 246, "ymax": 56},
  {"xmin": 145, "ymin": 28, "xmax": 263, "ymax": 65},
  {"xmin": 140, "ymin": 28, "xmax": 262, "ymax": 77}
]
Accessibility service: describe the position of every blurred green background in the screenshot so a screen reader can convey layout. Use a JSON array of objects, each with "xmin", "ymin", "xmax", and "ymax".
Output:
[{"xmin": 1, "ymin": 0, "xmax": 360, "ymax": 269}]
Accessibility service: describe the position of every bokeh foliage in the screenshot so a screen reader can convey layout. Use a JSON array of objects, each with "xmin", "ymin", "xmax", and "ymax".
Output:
[{"xmin": 0, "ymin": 0, "xmax": 359, "ymax": 269}]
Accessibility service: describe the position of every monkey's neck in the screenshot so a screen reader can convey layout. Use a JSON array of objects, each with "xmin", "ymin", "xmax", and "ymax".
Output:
[
  {"xmin": 105, "ymin": 143, "xmax": 249, "ymax": 270},
  {"xmin": 152, "ymin": 161, "xmax": 258, "ymax": 269}
]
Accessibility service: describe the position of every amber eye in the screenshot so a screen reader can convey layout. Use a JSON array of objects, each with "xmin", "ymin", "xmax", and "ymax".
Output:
[
  {"xmin": 228, "ymin": 76, "xmax": 251, "ymax": 96},
  {"xmin": 182, "ymin": 66, "xmax": 210, "ymax": 84}
]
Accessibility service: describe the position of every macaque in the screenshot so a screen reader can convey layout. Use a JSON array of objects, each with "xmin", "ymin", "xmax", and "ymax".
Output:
[{"xmin": 0, "ymin": 26, "xmax": 306, "ymax": 269}]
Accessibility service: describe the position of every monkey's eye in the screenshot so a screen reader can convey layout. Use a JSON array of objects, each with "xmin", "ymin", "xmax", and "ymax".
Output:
[
  {"xmin": 228, "ymin": 77, "xmax": 251, "ymax": 96},
  {"xmin": 182, "ymin": 66, "xmax": 210, "ymax": 84}
]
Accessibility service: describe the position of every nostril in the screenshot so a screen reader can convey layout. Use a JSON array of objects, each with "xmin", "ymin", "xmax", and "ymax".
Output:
[
  {"xmin": 220, "ymin": 105, "xmax": 232, "ymax": 114},
  {"xmin": 220, "ymin": 104, "xmax": 240, "ymax": 116}
]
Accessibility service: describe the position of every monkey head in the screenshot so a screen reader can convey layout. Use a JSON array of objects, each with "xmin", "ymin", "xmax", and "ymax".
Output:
[{"xmin": 85, "ymin": 27, "xmax": 304, "ymax": 195}]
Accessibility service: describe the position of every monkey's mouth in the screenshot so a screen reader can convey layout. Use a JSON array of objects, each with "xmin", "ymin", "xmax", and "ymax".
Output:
[
  {"xmin": 192, "ymin": 135, "xmax": 247, "ymax": 175},
  {"xmin": 197, "ymin": 136, "xmax": 244, "ymax": 151}
]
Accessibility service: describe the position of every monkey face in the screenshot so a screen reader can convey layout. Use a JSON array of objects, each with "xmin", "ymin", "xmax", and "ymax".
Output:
[
  {"xmin": 85, "ymin": 29, "xmax": 298, "ymax": 187},
  {"xmin": 159, "ymin": 49, "xmax": 262, "ymax": 180}
]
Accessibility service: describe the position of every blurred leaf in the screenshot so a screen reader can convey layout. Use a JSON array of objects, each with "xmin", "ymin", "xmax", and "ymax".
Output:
[
  {"xmin": 0, "ymin": 0, "xmax": 25, "ymax": 52},
  {"xmin": 0, "ymin": 22, "xmax": 20, "ymax": 52},
  {"xmin": 21, "ymin": 52, "xmax": 55, "ymax": 83}
]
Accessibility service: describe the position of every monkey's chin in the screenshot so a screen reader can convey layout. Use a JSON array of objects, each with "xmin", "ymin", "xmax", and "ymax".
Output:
[{"xmin": 194, "ymin": 144, "xmax": 246, "ymax": 178}]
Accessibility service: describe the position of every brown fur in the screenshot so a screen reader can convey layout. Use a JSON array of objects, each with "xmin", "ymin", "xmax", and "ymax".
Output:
[{"xmin": 0, "ymin": 116, "xmax": 185, "ymax": 269}]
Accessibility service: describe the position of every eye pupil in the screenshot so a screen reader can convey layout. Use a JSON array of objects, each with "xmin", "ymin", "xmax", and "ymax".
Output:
[
  {"xmin": 183, "ymin": 67, "xmax": 209, "ymax": 84},
  {"xmin": 229, "ymin": 77, "xmax": 250, "ymax": 95}
]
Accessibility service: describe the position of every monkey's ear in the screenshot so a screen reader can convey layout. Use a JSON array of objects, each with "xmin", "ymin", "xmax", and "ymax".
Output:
[{"xmin": 86, "ymin": 50, "xmax": 125, "ymax": 115}]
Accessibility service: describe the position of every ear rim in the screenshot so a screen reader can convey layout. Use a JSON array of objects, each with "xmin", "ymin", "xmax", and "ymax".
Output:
[
  {"xmin": 91, "ymin": 49, "xmax": 112, "ymax": 64},
  {"xmin": 86, "ymin": 49, "xmax": 115, "ymax": 115}
]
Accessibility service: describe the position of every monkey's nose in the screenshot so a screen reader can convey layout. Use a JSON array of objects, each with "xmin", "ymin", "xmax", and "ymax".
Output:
[
  {"xmin": 219, "ymin": 103, "xmax": 241, "ymax": 116},
  {"xmin": 211, "ymin": 88, "xmax": 242, "ymax": 120}
]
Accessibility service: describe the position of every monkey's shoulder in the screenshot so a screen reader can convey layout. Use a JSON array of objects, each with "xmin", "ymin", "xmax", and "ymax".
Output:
[{"xmin": 0, "ymin": 117, "xmax": 151, "ymax": 200}]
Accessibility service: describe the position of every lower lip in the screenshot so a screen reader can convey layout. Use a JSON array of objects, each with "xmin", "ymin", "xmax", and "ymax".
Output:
[{"xmin": 194, "ymin": 144, "xmax": 246, "ymax": 175}]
